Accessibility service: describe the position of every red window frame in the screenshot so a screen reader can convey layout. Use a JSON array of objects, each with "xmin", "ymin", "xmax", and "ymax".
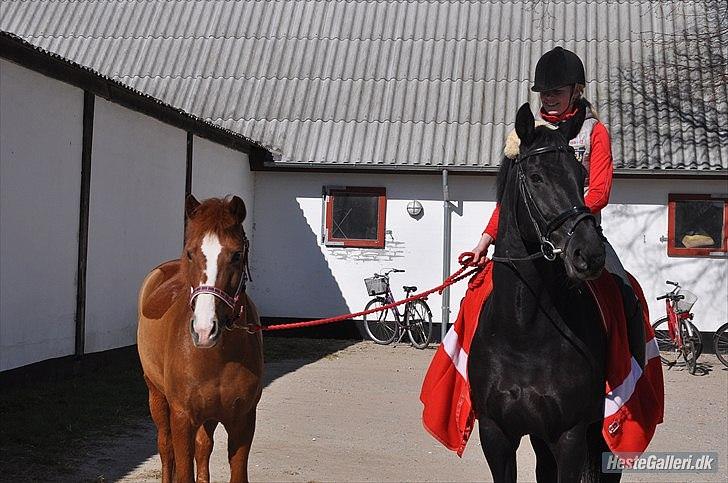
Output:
[
  {"xmin": 324, "ymin": 186, "xmax": 386, "ymax": 248},
  {"xmin": 667, "ymin": 193, "xmax": 728, "ymax": 257}
]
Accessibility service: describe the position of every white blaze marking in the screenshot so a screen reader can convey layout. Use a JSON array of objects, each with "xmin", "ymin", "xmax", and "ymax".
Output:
[{"xmin": 193, "ymin": 232, "xmax": 222, "ymax": 335}]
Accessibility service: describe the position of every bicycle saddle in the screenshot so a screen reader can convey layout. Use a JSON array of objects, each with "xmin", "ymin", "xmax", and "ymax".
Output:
[{"xmin": 403, "ymin": 286, "xmax": 417, "ymax": 293}]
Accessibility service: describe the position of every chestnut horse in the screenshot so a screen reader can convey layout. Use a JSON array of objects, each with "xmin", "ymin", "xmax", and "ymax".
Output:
[{"xmin": 137, "ymin": 195, "xmax": 263, "ymax": 483}]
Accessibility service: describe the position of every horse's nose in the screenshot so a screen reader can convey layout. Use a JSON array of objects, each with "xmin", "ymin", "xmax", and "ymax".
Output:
[
  {"xmin": 571, "ymin": 245, "xmax": 605, "ymax": 277},
  {"xmin": 190, "ymin": 317, "xmax": 221, "ymax": 348},
  {"xmin": 573, "ymin": 247, "xmax": 605, "ymax": 271},
  {"xmin": 572, "ymin": 248, "xmax": 589, "ymax": 271}
]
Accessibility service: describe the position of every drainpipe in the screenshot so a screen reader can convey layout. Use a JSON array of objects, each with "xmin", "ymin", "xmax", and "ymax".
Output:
[{"xmin": 441, "ymin": 169, "xmax": 452, "ymax": 342}]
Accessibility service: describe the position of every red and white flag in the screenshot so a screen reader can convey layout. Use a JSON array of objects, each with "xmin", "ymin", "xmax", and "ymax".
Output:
[{"xmin": 420, "ymin": 262, "xmax": 664, "ymax": 458}]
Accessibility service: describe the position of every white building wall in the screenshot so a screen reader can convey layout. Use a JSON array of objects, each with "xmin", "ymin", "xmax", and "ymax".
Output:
[
  {"xmin": 252, "ymin": 172, "xmax": 727, "ymax": 332},
  {"xmin": 250, "ymin": 172, "xmax": 499, "ymax": 323},
  {"xmin": 191, "ymin": 136, "xmax": 255, "ymax": 237},
  {"xmin": 604, "ymin": 179, "xmax": 728, "ymax": 331},
  {"xmin": 84, "ymin": 98, "xmax": 186, "ymax": 353},
  {"xmin": 0, "ymin": 60, "xmax": 83, "ymax": 370}
]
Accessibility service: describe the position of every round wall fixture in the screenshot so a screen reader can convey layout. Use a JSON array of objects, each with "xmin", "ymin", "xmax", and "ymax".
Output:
[{"xmin": 407, "ymin": 200, "xmax": 424, "ymax": 218}]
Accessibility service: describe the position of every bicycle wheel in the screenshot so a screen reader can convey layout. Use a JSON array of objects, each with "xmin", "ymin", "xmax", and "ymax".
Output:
[
  {"xmin": 652, "ymin": 317, "xmax": 702, "ymax": 367},
  {"xmin": 685, "ymin": 320, "xmax": 703, "ymax": 359},
  {"xmin": 406, "ymin": 299, "xmax": 433, "ymax": 349},
  {"xmin": 681, "ymin": 322, "xmax": 698, "ymax": 374},
  {"xmin": 713, "ymin": 322, "xmax": 728, "ymax": 368},
  {"xmin": 652, "ymin": 317, "xmax": 680, "ymax": 366},
  {"xmin": 363, "ymin": 297, "xmax": 397, "ymax": 345}
]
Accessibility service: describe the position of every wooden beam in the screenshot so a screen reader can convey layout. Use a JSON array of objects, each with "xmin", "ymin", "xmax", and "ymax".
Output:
[{"xmin": 75, "ymin": 91, "xmax": 94, "ymax": 359}]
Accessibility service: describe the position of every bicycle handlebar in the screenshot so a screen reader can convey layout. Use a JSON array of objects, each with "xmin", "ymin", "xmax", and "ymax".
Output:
[
  {"xmin": 656, "ymin": 293, "xmax": 685, "ymax": 301},
  {"xmin": 666, "ymin": 280, "xmax": 679, "ymax": 286},
  {"xmin": 376, "ymin": 268, "xmax": 405, "ymax": 277}
]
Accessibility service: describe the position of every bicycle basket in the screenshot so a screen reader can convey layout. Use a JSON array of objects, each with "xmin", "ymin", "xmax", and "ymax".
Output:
[
  {"xmin": 676, "ymin": 289, "xmax": 698, "ymax": 313},
  {"xmin": 364, "ymin": 276, "xmax": 389, "ymax": 296}
]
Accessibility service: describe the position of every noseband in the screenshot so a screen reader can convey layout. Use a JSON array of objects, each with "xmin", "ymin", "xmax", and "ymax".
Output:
[
  {"xmin": 189, "ymin": 235, "xmax": 255, "ymax": 332},
  {"xmin": 492, "ymin": 144, "xmax": 595, "ymax": 263}
]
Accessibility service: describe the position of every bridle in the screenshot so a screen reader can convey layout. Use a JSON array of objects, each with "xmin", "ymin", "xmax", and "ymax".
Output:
[
  {"xmin": 189, "ymin": 234, "xmax": 255, "ymax": 332},
  {"xmin": 492, "ymin": 144, "xmax": 595, "ymax": 263},
  {"xmin": 491, "ymin": 143, "xmax": 603, "ymax": 380}
]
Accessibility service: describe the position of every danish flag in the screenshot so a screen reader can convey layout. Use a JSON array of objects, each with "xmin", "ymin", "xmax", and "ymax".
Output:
[{"xmin": 420, "ymin": 261, "xmax": 664, "ymax": 459}]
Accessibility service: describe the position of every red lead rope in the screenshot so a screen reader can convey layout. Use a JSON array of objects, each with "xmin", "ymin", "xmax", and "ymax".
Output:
[{"xmin": 253, "ymin": 253, "xmax": 486, "ymax": 332}]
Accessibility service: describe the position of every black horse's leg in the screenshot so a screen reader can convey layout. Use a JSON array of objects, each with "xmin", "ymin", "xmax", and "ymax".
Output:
[
  {"xmin": 478, "ymin": 418, "xmax": 519, "ymax": 483},
  {"xmin": 583, "ymin": 422, "xmax": 622, "ymax": 483},
  {"xmin": 530, "ymin": 435, "xmax": 557, "ymax": 483},
  {"xmin": 552, "ymin": 423, "xmax": 588, "ymax": 483}
]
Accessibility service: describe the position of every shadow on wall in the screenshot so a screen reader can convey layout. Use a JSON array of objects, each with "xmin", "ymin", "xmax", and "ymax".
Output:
[{"xmin": 248, "ymin": 184, "xmax": 351, "ymax": 322}]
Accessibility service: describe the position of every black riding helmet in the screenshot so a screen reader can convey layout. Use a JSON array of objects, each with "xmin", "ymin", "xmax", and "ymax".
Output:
[{"xmin": 531, "ymin": 47, "xmax": 586, "ymax": 92}]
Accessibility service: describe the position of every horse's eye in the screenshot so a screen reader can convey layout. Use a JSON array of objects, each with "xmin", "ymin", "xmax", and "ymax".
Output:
[
  {"xmin": 529, "ymin": 174, "xmax": 543, "ymax": 183},
  {"xmin": 186, "ymin": 250, "xmax": 193, "ymax": 260},
  {"xmin": 231, "ymin": 251, "xmax": 243, "ymax": 263}
]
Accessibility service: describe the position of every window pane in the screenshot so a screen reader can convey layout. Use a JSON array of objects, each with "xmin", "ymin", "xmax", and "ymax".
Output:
[
  {"xmin": 332, "ymin": 194, "xmax": 378, "ymax": 240},
  {"xmin": 674, "ymin": 200, "xmax": 724, "ymax": 249}
]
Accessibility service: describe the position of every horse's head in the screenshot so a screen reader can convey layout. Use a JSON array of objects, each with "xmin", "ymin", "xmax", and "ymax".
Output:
[
  {"xmin": 182, "ymin": 195, "xmax": 251, "ymax": 348},
  {"xmin": 504, "ymin": 102, "xmax": 605, "ymax": 280}
]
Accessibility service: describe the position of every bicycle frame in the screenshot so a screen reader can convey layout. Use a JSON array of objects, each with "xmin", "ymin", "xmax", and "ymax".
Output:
[
  {"xmin": 666, "ymin": 299, "xmax": 693, "ymax": 350},
  {"xmin": 379, "ymin": 275, "xmax": 424, "ymax": 338},
  {"xmin": 381, "ymin": 283, "xmax": 405, "ymax": 321}
]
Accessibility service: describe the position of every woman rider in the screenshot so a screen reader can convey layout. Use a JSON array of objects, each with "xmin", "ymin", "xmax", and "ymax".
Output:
[{"xmin": 471, "ymin": 46, "xmax": 645, "ymax": 366}]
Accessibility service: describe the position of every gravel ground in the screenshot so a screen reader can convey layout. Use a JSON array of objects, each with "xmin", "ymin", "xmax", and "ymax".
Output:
[{"xmin": 115, "ymin": 341, "xmax": 727, "ymax": 482}]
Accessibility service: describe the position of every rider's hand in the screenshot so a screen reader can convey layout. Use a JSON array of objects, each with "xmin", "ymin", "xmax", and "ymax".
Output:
[{"xmin": 471, "ymin": 233, "xmax": 494, "ymax": 265}]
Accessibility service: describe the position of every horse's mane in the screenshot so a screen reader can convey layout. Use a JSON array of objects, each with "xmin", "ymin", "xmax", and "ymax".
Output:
[
  {"xmin": 495, "ymin": 155, "xmax": 512, "ymax": 203},
  {"xmin": 185, "ymin": 197, "xmax": 241, "ymax": 243},
  {"xmin": 496, "ymin": 126, "xmax": 566, "ymax": 203}
]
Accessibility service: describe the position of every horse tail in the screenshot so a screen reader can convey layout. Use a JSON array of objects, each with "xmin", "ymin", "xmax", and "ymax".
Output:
[{"xmin": 583, "ymin": 421, "xmax": 622, "ymax": 483}]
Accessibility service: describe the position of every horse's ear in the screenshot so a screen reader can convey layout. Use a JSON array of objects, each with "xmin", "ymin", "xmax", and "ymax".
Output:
[
  {"xmin": 515, "ymin": 103, "xmax": 535, "ymax": 146},
  {"xmin": 229, "ymin": 196, "xmax": 247, "ymax": 223},
  {"xmin": 559, "ymin": 100, "xmax": 588, "ymax": 140},
  {"xmin": 185, "ymin": 194, "xmax": 200, "ymax": 219}
]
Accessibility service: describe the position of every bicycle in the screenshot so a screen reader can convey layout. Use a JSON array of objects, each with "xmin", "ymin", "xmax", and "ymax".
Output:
[
  {"xmin": 713, "ymin": 322, "xmax": 728, "ymax": 368},
  {"xmin": 362, "ymin": 269, "xmax": 433, "ymax": 349},
  {"xmin": 651, "ymin": 280, "xmax": 703, "ymax": 375}
]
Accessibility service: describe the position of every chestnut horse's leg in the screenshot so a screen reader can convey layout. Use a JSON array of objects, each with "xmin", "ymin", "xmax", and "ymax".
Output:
[
  {"xmin": 478, "ymin": 417, "xmax": 519, "ymax": 483},
  {"xmin": 226, "ymin": 409, "xmax": 257, "ymax": 483},
  {"xmin": 170, "ymin": 409, "xmax": 197, "ymax": 483},
  {"xmin": 194, "ymin": 420, "xmax": 217, "ymax": 483},
  {"xmin": 145, "ymin": 376, "xmax": 175, "ymax": 483}
]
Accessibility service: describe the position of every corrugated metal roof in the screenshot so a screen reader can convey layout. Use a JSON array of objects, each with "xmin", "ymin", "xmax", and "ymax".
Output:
[{"xmin": 2, "ymin": 0, "xmax": 726, "ymax": 172}]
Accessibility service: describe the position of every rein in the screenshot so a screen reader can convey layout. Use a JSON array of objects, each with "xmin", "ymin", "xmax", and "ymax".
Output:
[
  {"xmin": 189, "ymin": 235, "xmax": 256, "ymax": 332},
  {"xmin": 491, "ymin": 144, "xmax": 594, "ymax": 263}
]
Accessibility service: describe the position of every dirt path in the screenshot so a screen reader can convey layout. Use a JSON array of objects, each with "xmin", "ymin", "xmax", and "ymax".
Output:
[{"xmin": 119, "ymin": 341, "xmax": 727, "ymax": 482}]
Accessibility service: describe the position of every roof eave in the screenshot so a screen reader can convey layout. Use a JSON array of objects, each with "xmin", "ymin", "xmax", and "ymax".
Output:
[
  {"xmin": 255, "ymin": 161, "xmax": 501, "ymax": 175},
  {"xmin": 257, "ymin": 161, "xmax": 728, "ymax": 179},
  {"xmin": 613, "ymin": 168, "xmax": 728, "ymax": 180}
]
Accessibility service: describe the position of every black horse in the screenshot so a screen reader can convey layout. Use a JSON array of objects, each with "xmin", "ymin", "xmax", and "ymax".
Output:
[{"xmin": 468, "ymin": 103, "xmax": 620, "ymax": 483}]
